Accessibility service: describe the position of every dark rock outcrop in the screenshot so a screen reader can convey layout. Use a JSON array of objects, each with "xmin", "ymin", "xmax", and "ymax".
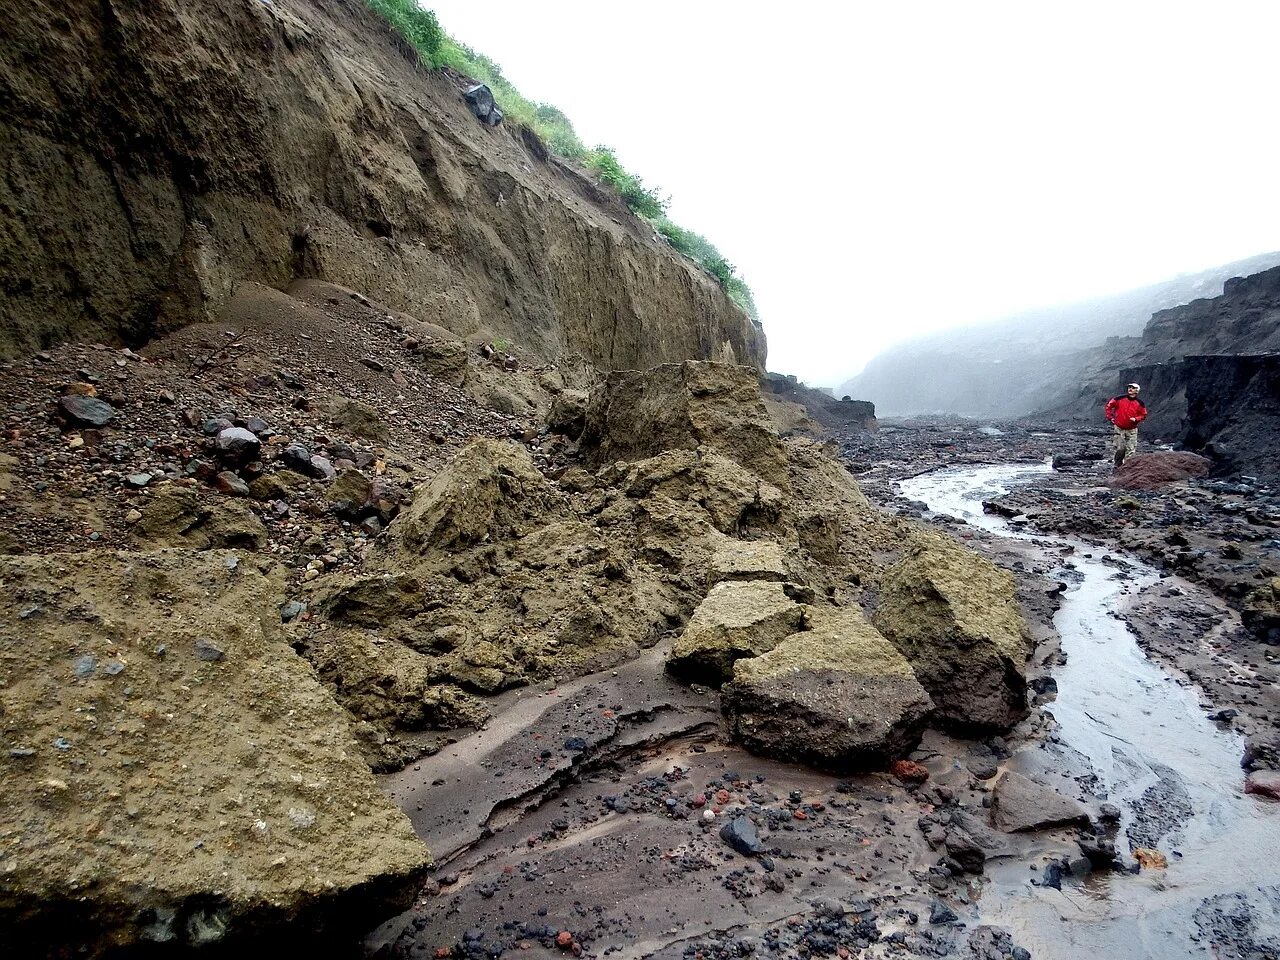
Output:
[
  {"xmin": 841, "ymin": 253, "xmax": 1280, "ymax": 419},
  {"xmin": 1050, "ymin": 266, "xmax": 1280, "ymax": 469},
  {"xmin": 763, "ymin": 373, "xmax": 877, "ymax": 431}
]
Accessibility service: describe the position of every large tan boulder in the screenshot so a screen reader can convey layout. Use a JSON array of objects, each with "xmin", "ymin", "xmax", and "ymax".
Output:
[
  {"xmin": 581, "ymin": 362, "xmax": 791, "ymax": 489},
  {"xmin": 666, "ymin": 581, "xmax": 805, "ymax": 687},
  {"xmin": 872, "ymin": 534, "xmax": 1031, "ymax": 731},
  {"xmin": 131, "ymin": 485, "xmax": 267, "ymax": 551},
  {"xmin": 622, "ymin": 449, "xmax": 785, "ymax": 536},
  {"xmin": 0, "ymin": 550, "xmax": 430, "ymax": 955},
  {"xmin": 395, "ymin": 439, "xmax": 565, "ymax": 552},
  {"xmin": 723, "ymin": 607, "xmax": 933, "ymax": 771}
]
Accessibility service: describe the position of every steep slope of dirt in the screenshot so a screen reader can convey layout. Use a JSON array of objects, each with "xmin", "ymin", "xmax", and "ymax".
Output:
[{"xmin": 0, "ymin": 0, "xmax": 762, "ymax": 372}]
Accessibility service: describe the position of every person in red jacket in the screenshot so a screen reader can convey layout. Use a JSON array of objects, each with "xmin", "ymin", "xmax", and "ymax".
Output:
[{"xmin": 1104, "ymin": 382, "xmax": 1147, "ymax": 469}]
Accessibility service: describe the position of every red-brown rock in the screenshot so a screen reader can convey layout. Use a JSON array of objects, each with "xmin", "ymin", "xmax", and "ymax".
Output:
[{"xmin": 891, "ymin": 759, "xmax": 929, "ymax": 784}]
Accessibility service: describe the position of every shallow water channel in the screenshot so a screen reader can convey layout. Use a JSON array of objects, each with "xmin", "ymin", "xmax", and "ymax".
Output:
[{"xmin": 900, "ymin": 463, "xmax": 1280, "ymax": 960}]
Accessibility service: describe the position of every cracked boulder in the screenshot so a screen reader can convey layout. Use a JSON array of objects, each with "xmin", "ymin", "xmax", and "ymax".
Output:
[
  {"xmin": 0, "ymin": 550, "xmax": 430, "ymax": 955},
  {"xmin": 621, "ymin": 449, "xmax": 785, "ymax": 536},
  {"xmin": 302, "ymin": 627, "xmax": 489, "ymax": 770},
  {"xmin": 581, "ymin": 361, "xmax": 791, "ymax": 489},
  {"xmin": 666, "ymin": 580, "xmax": 805, "ymax": 687},
  {"xmin": 131, "ymin": 484, "xmax": 267, "ymax": 551},
  {"xmin": 872, "ymin": 533, "xmax": 1031, "ymax": 732},
  {"xmin": 707, "ymin": 538, "xmax": 789, "ymax": 586},
  {"xmin": 723, "ymin": 606, "xmax": 933, "ymax": 771}
]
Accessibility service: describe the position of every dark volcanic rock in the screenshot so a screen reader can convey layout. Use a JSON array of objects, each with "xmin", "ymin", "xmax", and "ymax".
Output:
[
  {"xmin": 215, "ymin": 427, "xmax": 261, "ymax": 464},
  {"xmin": 719, "ymin": 816, "xmax": 765, "ymax": 856},
  {"xmin": 58, "ymin": 395, "xmax": 115, "ymax": 427},
  {"xmin": 463, "ymin": 84, "xmax": 503, "ymax": 125}
]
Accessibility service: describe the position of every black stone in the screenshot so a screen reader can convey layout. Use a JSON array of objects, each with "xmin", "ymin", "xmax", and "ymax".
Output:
[
  {"xmin": 719, "ymin": 816, "xmax": 764, "ymax": 856},
  {"xmin": 59, "ymin": 395, "xmax": 115, "ymax": 427},
  {"xmin": 928, "ymin": 899, "xmax": 958, "ymax": 925},
  {"xmin": 215, "ymin": 427, "xmax": 261, "ymax": 463},
  {"xmin": 463, "ymin": 84, "xmax": 504, "ymax": 126}
]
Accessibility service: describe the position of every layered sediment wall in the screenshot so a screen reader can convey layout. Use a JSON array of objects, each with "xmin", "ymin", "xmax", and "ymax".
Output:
[{"xmin": 0, "ymin": 0, "xmax": 764, "ymax": 372}]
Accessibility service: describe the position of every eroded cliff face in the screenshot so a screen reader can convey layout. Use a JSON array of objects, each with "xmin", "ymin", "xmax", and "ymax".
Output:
[
  {"xmin": 0, "ymin": 0, "xmax": 763, "ymax": 371},
  {"xmin": 1113, "ymin": 267, "xmax": 1280, "ymax": 478}
]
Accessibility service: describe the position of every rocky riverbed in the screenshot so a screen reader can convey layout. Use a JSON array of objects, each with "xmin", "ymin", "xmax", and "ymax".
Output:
[
  {"xmin": 846, "ymin": 418, "xmax": 1280, "ymax": 777},
  {"xmin": 4, "ymin": 332, "xmax": 1278, "ymax": 959}
]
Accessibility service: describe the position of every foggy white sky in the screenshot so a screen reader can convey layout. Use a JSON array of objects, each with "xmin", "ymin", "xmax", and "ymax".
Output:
[{"xmin": 425, "ymin": 1, "xmax": 1280, "ymax": 387}]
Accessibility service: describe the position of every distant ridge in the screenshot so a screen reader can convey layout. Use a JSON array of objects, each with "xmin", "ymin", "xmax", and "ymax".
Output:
[{"xmin": 838, "ymin": 250, "xmax": 1280, "ymax": 418}]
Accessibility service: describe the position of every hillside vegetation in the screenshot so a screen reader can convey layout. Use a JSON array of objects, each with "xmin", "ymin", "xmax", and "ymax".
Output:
[{"xmin": 366, "ymin": 0, "xmax": 759, "ymax": 323}]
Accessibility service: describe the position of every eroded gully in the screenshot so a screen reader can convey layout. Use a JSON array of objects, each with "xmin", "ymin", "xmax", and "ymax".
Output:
[{"xmin": 900, "ymin": 462, "xmax": 1280, "ymax": 959}]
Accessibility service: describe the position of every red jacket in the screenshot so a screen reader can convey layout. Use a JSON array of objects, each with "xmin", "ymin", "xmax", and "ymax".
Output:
[{"xmin": 1105, "ymin": 395, "xmax": 1147, "ymax": 428}]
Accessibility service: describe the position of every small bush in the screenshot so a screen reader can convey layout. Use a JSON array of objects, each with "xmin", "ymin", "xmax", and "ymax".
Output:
[
  {"xmin": 366, "ymin": 0, "xmax": 444, "ymax": 64},
  {"xmin": 582, "ymin": 147, "xmax": 667, "ymax": 218}
]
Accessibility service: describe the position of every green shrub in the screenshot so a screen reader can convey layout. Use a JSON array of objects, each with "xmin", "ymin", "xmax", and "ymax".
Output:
[
  {"xmin": 583, "ymin": 147, "xmax": 667, "ymax": 219},
  {"xmin": 725, "ymin": 277, "xmax": 760, "ymax": 323},
  {"xmin": 366, "ymin": 0, "xmax": 444, "ymax": 64}
]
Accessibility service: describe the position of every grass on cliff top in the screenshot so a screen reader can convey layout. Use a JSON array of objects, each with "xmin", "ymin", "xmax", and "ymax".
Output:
[{"xmin": 364, "ymin": 0, "xmax": 759, "ymax": 324}]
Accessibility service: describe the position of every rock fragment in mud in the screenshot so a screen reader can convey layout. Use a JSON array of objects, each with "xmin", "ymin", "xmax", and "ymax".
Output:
[
  {"xmin": 990, "ymin": 771, "xmax": 1090, "ymax": 832},
  {"xmin": 722, "ymin": 606, "xmax": 932, "ymax": 770},
  {"xmin": 1244, "ymin": 770, "xmax": 1280, "ymax": 801},
  {"xmin": 57, "ymin": 394, "xmax": 115, "ymax": 427},
  {"xmin": 1133, "ymin": 847, "xmax": 1169, "ymax": 869},
  {"xmin": 719, "ymin": 815, "xmax": 765, "ymax": 855},
  {"xmin": 0, "ymin": 550, "xmax": 430, "ymax": 955},
  {"xmin": 873, "ymin": 533, "xmax": 1031, "ymax": 731},
  {"xmin": 666, "ymin": 580, "xmax": 804, "ymax": 687}
]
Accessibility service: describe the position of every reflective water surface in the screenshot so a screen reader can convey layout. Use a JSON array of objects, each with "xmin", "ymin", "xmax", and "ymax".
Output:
[{"xmin": 900, "ymin": 463, "xmax": 1280, "ymax": 959}]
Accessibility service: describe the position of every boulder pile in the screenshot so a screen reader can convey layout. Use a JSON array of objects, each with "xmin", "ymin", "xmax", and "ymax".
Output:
[{"xmin": 301, "ymin": 361, "xmax": 1034, "ymax": 771}]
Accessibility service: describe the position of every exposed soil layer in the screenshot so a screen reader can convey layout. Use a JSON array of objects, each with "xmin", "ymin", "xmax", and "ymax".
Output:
[{"xmin": 1, "ymin": 0, "xmax": 762, "ymax": 372}]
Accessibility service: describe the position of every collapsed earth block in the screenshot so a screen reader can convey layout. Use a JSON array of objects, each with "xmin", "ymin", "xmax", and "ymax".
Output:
[
  {"xmin": 666, "ymin": 580, "xmax": 806, "ymax": 687},
  {"xmin": 0, "ymin": 550, "xmax": 430, "ymax": 955},
  {"xmin": 581, "ymin": 361, "xmax": 792, "ymax": 489},
  {"xmin": 873, "ymin": 533, "xmax": 1032, "ymax": 732},
  {"xmin": 723, "ymin": 606, "xmax": 933, "ymax": 771}
]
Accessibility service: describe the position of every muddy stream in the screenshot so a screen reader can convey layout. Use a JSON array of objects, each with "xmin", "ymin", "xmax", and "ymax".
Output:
[{"xmin": 901, "ymin": 462, "xmax": 1280, "ymax": 959}]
